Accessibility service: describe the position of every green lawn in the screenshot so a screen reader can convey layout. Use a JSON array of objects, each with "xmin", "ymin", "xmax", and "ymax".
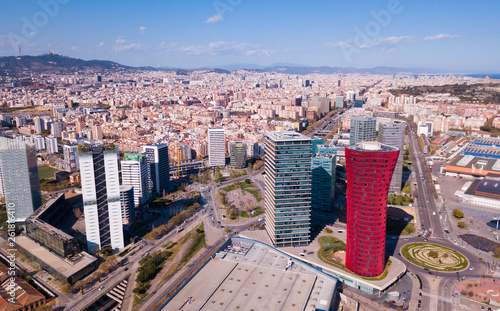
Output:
[
  {"xmin": 240, "ymin": 211, "xmax": 250, "ymax": 218},
  {"xmin": 38, "ymin": 166, "xmax": 57, "ymax": 180},
  {"xmin": 400, "ymin": 243, "xmax": 469, "ymax": 271}
]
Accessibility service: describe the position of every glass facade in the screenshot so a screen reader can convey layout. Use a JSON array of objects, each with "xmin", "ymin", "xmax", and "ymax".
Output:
[
  {"xmin": 311, "ymin": 154, "xmax": 336, "ymax": 213},
  {"xmin": 230, "ymin": 142, "xmax": 247, "ymax": 169},
  {"xmin": 349, "ymin": 117, "xmax": 376, "ymax": 145},
  {"xmin": 0, "ymin": 137, "xmax": 41, "ymax": 222},
  {"xmin": 345, "ymin": 142, "xmax": 399, "ymax": 277},
  {"xmin": 378, "ymin": 121, "xmax": 406, "ymax": 193},
  {"xmin": 264, "ymin": 131, "xmax": 312, "ymax": 247}
]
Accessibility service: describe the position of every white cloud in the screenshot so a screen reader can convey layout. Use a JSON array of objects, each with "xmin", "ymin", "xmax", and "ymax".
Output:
[
  {"xmin": 71, "ymin": 46, "xmax": 81, "ymax": 51},
  {"xmin": 205, "ymin": 14, "xmax": 223, "ymax": 24},
  {"xmin": 178, "ymin": 41, "xmax": 276, "ymax": 56},
  {"xmin": 425, "ymin": 34, "xmax": 459, "ymax": 41},
  {"xmin": 139, "ymin": 26, "xmax": 147, "ymax": 35},
  {"xmin": 98, "ymin": 41, "xmax": 105, "ymax": 47},
  {"xmin": 327, "ymin": 36, "xmax": 415, "ymax": 49},
  {"xmin": 113, "ymin": 37, "xmax": 144, "ymax": 52}
]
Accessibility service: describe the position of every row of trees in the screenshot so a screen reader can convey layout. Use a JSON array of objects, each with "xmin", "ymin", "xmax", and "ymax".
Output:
[{"xmin": 144, "ymin": 201, "xmax": 201, "ymax": 240}]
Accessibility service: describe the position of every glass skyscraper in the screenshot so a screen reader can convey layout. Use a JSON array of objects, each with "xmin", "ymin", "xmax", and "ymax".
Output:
[
  {"xmin": 264, "ymin": 131, "xmax": 312, "ymax": 247},
  {"xmin": 349, "ymin": 116, "xmax": 376, "ymax": 145},
  {"xmin": 378, "ymin": 120, "xmax": 406, "ymax": 193},
  {"xmin": 0, "ymin": 137, "xmax": 42, "ymax": 222},
  {"xmin": 311, "ymin": 149, "xmax": 337, "ymax": 214}
]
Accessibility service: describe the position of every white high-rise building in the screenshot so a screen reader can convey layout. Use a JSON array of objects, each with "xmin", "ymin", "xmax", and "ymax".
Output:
[
  {"xmin": 208, "ymin": 127, "xmax": 225, "ymax": 167},
  {"xmin": 33, "ymin": 135, "xmax": 45, "ymax": 151},
  {"xmin": 63, "ymin": 144, "xmax": 79, "ymax": 171},
  {"xmin": 51, "ymin": 121, "xmax": 64, "ymax": 138},
  {"xmin": 121, "ymin": 153, "xmax": 151, "ymax": 207},
  {"xmin": 45, "ymin": 136, "xmax": 58, "ymax": 154},
  {"xmin": 79, "ymin": 145, "xmax": 124, "ymax": 251},
  {"xmin": 0, "ymin": 137, "xmax": 42, "ymax": 222}
]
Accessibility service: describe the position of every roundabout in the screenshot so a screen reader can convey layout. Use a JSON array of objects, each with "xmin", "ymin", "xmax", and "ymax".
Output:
[{"xmin": 400, "ymin": 243, "xmax": 469, "ymax": 272}]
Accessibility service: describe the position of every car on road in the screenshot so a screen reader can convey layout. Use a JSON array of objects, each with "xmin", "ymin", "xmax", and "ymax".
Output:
[
  {"xmin": 404, "ymin": 238, "xmax": 409, "ymax": 241},
  {"xmin": 469, "ymin": 267, "xmax": 474, "ymax": 271},
  {"xmin": 424, "ymin": 238, "xmax": 428, "ymax": 241},
  {"xmin": 98, "ymin": 286, "xmax": 104, "ymax": 290}
]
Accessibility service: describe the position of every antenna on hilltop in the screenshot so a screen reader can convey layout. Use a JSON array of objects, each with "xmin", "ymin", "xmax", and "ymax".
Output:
[{"xmin": 17, "ymin": 44, "xmax": 22, "ymax": 60}]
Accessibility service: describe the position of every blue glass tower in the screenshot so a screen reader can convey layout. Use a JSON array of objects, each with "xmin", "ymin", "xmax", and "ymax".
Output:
[{"xmin": 264, "ymin": 131, "xmax": 312, "ymax": 247}]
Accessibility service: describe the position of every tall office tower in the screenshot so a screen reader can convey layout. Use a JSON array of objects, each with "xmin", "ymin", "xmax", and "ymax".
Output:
[
  {"xmin": 311, "ymin": 153, "xmax": 336, "ymax": 213},
  {"xmin": 63, "ymin": 144, "xmax": 80, "ymax": 171},
  {"xmin": 79, "ymin": 145, "xmax": 124, "ymax": 251},
  {"xmin": 208, "ymin": 127, "xmax": 225, "ymax": 167},
  {"xmin": 229, "ymin": 142, "xmax": 247, "ymax": 169},
  {"xmin": 33, "ymin": 135, "xmax": 46, "ymax": 151},
  {"xmin": 34, "ymin": 117, "xmax": 45, "ymax": 134},
  {"xmin": 45, "ymin": 136, "xmax": 58, "ymax": 154},
  {"xmin": 119, "ymin": 185, "xmax": 135, "ymax": 225},
  {"xmin": 0, "ymin": 137, "xmax": 42, "ymax": 222},
  {"xmin": 121, "ymin": 153, "xmax": 151, "ymax": 207},
  {"xmin": 143, "ymin": 144, "xmax": 169, "ymax": 195},
  {"xmin": 264, "ymin": 131, "xmax": 312, "ymax": 247},
  {"xmin": 378, "ymin": 120, "xmax": 406, "ymax": 193},
  {"xmin": 92, "ymin": 124, "xmax": 103, "ymax": 141},
  {"xmin": 345, "ymin": 141, "xmax": 399, "ymax": 277},
  {"xmin": 349, "ymin": 116, "xmax": 376, "ymax": 145}
]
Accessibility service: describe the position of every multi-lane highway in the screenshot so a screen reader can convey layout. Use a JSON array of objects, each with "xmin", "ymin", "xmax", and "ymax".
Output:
[{"xmin": 400, "ymin": 128, "xmax": 490, "ymax": 311}]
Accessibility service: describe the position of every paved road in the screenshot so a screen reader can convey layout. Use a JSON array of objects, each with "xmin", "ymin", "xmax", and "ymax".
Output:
[{"xmin": 404, "ymin": 128, "xmax": 491, "ymax": 311}]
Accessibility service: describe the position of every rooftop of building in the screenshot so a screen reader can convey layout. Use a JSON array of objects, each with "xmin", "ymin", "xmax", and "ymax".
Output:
[
  {"xmin": 15, "ymin": 236, "xmax": 97, "ymax": 278},
  {"xmin": 266, "ymin": 131, "xmax": 311, "ymax": 142},
  {"xmin": 462, "ymin": 145, "xmax": 500, "ymax": 157},
  {"xmin": 239, "ymin": 230, "xmax": 407, "ymax": 292},
  {"xmin": 470, "ymin": 137, "xmax": 500, "ymax": 146},
  {"xmin": 123, "ymin": 152, "xmax": 145, "ymax": 161},
  {"xmin": 447, "ymin": 155, "xmax": 500, "ymax": 173},
  {"xmin": 312, "ymin": 153, "xmax": 336, "ymax": 159},
  {"xmin": 347, "ymin": 141, "xmax": 399, "ymax": 153},
  {"xmin": 161, "ymin": 237, "xmax": 337, "ymax": 311}
]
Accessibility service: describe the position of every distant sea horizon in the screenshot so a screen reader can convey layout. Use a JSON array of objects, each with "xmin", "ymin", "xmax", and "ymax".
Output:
[{"xmin": 465, "ymin": 73, "xmax": 500, "ymax": 79}]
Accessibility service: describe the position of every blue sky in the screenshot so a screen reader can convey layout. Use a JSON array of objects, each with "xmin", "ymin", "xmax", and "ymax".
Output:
[{"xmin": 1, "ymin": 0, "xmax": 499, "ymax": 72}]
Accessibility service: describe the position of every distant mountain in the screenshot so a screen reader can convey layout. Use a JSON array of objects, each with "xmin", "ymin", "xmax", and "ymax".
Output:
[
  {"xmin": 0, "ymin": 53, "xmax": 452, "ymax": 77},
  {"xmin": 0, "ymin": 53, "xmax": 135, "ymax": 76},
  {"xmin": 260, "ymin": 65, "xmax": 447, "ymax": 75}
]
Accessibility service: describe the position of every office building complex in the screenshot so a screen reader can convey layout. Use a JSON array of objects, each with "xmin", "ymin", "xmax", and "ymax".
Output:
[
  {"xmin": 311, "ymin": 149, "xmax": 337, "ymax": 213},
  {"xmin": 119, "ymin": 185, "xmax": 135, "ymax": 225},
  {"xmin": 336, "ymin": 96, "xmax": 344, "ymax": 108},
  {"xmin": 349, "ymin": 116, "xmax": 376, "ymax": 145},
  {"xmin": 121, "ymin": 153, "xmax": 151, "ymax": 207},
  {"xmin": 229, "ymin": 141, "xmax": 247, "ymax": 169},
  {"xmin": 79, "ymin": 145, "xmax": 124, "ymax": 251},
  {"xmin": 63, "ymin": 144, "xmax": 80, "ymax": 171},
  {"xmin": 208, "ymin": 127, "xmax": 225, "ymax": 167},
  {"xmin": 378, "ymin": 120, "xmax": 406, "ymax": 193},
  {"xmin": 143, "ymin": 143, "xmax": 169, "ymax": 195},
  {"xmin": 264, "ymin": 131, "xmax": 312, "ymax": 247},
  {"xmin": 0, "ymin": 137, "xmax": 42, "ymax": 222},
  {"xmin": 345, "ymin": 141, "xmax": 399, "ymax": 277}
]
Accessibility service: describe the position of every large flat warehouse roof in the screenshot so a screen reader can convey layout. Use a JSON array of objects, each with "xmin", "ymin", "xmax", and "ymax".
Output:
[
  {"xmin": 161, "ymin": 237, "xmax": 337, "ymax": 311},
  {"xmin": 15, "ymin": 236, "xmax": 97, "ymax": 278}
]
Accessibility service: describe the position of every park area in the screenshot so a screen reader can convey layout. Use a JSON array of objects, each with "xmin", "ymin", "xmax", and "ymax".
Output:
[
  {"xmin": 219, "ymin": 180, "xmax": 264, "ymax": 220},
  {"xmin": 401, "ymin": 243, "xmax": 469, "ymax": 272},
  {"xmin": 453, "ymin": 278, "xmax": 500, "ymax": 305}
]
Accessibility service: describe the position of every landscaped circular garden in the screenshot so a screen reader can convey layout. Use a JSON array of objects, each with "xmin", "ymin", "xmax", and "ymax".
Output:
[{"xmin": 400, "ymin": 243, "xmax": 469, "ymax": 272}]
